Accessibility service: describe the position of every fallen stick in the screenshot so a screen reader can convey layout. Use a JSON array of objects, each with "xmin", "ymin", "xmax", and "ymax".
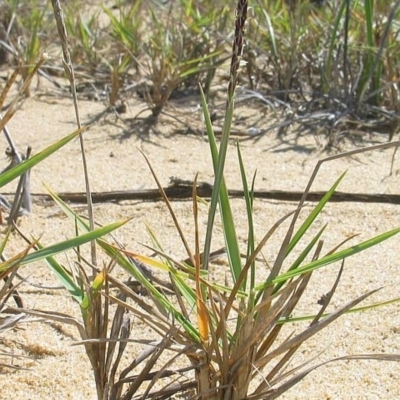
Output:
[{"xmin": 3, "ymin": 180, "xmax": 399, "ymax": 205}]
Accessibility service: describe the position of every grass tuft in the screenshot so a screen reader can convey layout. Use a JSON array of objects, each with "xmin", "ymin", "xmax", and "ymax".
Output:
[{"xmin": 0, "ymin": 1, "xmax": 399, "ymax": 399}]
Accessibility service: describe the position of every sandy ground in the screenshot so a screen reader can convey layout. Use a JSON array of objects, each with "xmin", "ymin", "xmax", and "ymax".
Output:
[{"xmin": 0, "ymin": 79, "xmax": 399, "ymax": 400}]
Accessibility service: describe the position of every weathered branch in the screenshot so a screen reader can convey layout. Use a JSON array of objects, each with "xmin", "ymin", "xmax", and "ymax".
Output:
[{"xmin": 4, "ymin": 180, "xmax": 399, "ymax": 205}]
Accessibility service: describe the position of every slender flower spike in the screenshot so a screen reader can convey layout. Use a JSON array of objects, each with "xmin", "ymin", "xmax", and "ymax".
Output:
[{"xmin": 227, "ymin": 0, "xmax": 248, "ymax": 98}]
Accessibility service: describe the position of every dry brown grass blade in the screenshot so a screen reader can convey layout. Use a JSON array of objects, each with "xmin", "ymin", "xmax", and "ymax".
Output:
[
  {"xmin": 0, "ymin": 345, "xmax": 35, "ymax": 371},
  {"xmin": 259, "ymin": 344, "xmax": 329, "ymax": 397},
  {"xmin": 131, "ymin": 380, "xmax": 196, "ymax": 400},
  {"xmin": 230, "ymin": 279, "xmax": 301, "ymax": 370},
  {"xmin": 0, "ymin": 55, "xmax": 45, "ymax": 132},
  {"xmin": 206, "ymin": 277, "xmax": 303, "ymax": 399},
  {"xmin": 0, "ymin": 311, "xmax": 26, "ymax": 333},
  {"xmin": 105, "ymin": 276, "xmax": 172, "ymax": 336},
  {"xmin": 139, "ymin": 336, "xmax": 195, "ymax": 400},
  {"xmin": 334, "ymin": 354, "xmax": 400, "ymax": 361},
  {"xmin": 255, "ymin": 245, "xmax": 325, "ymax": 390},
  {"xmin": 257, "ymin": 276, "xmax": 314, "ymax": 376},
  {"xmin": 207, "ymin": 292, "xmax": 228, "ymax": 387},
  {"xmin": 0, "ymin": 237, "xmax": 38, "ymax": 272},
  {"xmin": 312, "ymin": 260, "xmax": 344, "ymax": 324},
  {"xmin": 0, "ymin": 57, "xmax": 43, "ymax": 222},
  {"xmin": 255, "ymin": 287, "xmax": 381, "ymax": 372},
  {"xmin": 248, "ymin": 352, "xmax": 400, "ymax": 400},
  {"xmin": 119, "ymin": 327, "xmax": 174, "ymax": 400},
  {"xmin": 9, "ymin": 307, "xmax": 87, "ymax": 339},
  {"xmin": 0, "ymin": 264, "xmax": 23, "ymax": 308},
  {"xmin": 0, "ymin": 234, "xmax": 40, "ymax": 309},
  {"xmin": 0, "ymin": 65, "xmax": 20, "ymax": 111},
  {"xmin": 227, "ymin": 313, "xmax": 255, "ymax": 398},
  {"xmin": 106, "ymin": 294, "xmax": 130, "ymax": 387},
  {"xmin": 73, "ymin": 335, "xmax": 195, "ymax": 399},
  {"xmin": 141, "ymin": 151, "xmax": 196, "ymax": 266}
]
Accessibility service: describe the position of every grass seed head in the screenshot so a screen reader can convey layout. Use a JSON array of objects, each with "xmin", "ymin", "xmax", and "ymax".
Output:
[{"xmin": 228, "ymin": 0, "xmax": 248, "ymax": 98}]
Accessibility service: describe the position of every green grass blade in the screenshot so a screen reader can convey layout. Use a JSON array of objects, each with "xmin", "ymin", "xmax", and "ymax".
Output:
[
  {"xmin": 198, "ymin": 84, "xmax": 220, "ymax": 272},
  {"xmin": 35, "ymin": 241, "xmax": 83, "ymax": 303},
  {"xmin": 274, "ymin": 227, "xmax": 400, "ymax": 284},
  {"xmin": 323, "ymin": 0, "xmax": 347, "ymax": 95},
  {"xmin": 237, "ymin": 142, "xmax": 255, "ymax": 292},
  {"xmin": 44, "ymin": 185, "xmax": 91, "ymax": 230},
  {"xmin": 261, "ymin": 7, "xmax": 278, "ymax": 61},
  {"xmin": 169, "ymin": 268, "xmax": 197, "ymax": 310},
  {"xmin": 364, "ymin": 0, "xmax": 374, "ymax": 52},
  {"xmin": 0, "ymin": 227, "xmax": 11, "ymax": 256},
  {"xmin": 357, "ymin": 0, "xmax": 375, "ymax": 101},
  {"xmin": 199, "ymin": 86, "xmax": 242, "ymax": 282},
  {"xmin": 18, "ymin": 220, "xmax": 127, "ymax": 266},
  {"xmin": 271, "ymin": 225, "xmax": 327, "ymax": 295},
  {"xmin": 146, "ymin": 225, "xmax": 197, "ymax": 305},
  {"xmin": 279, "ymin": 295, "xmax": 400, "ymax": 324},
  {"xmin": 285, "ymin": 172, "xmax": 346, "ymax": 257},
  {"xmin": 0, "ymin": 128, "xmax": 85, "ymax": 188}
]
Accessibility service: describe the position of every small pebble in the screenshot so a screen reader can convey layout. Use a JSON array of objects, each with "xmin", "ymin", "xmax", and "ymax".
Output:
[{"xmin": 248, "ymin": 127, "xmax": 260, "ymax": 136}]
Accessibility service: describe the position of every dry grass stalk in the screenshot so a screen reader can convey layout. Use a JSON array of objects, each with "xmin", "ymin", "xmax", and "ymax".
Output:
[{"xmin": 50, "ymin": 0, "xmax": 97, "ymax": 267}]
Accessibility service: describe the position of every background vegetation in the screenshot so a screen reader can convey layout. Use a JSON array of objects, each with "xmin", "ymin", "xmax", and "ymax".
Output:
[{"xmin": 2, "ymin": 0, "xmax": 400, "ymax": 144}]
